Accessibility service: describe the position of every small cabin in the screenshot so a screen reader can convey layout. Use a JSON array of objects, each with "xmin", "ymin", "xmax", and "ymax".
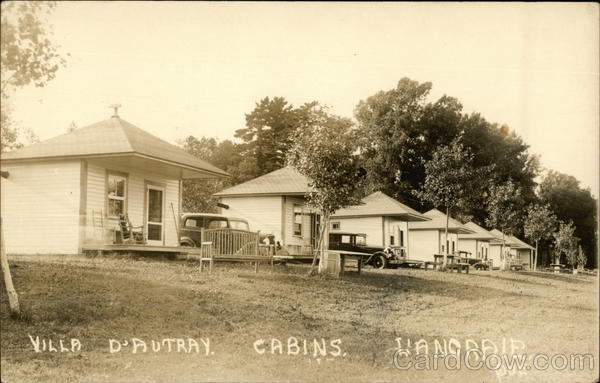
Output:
[{"xmin": 0, "ymin": 112, "xmax": 228, "ymax": 254}]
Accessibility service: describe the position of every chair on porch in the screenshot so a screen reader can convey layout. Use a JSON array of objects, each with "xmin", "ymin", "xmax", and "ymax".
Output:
[{"xmin": 117, "ymin": 214, "xmax": 146, "ymax": 244}]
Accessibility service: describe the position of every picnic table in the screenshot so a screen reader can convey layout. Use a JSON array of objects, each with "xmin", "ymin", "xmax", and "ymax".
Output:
[
  {"xmin": 425, "ymin": 254, "xmax": 469, "ymax": 273},
  {"xmin": 319, "ymin": 250, "xmax": 363, "ymax": 277}
]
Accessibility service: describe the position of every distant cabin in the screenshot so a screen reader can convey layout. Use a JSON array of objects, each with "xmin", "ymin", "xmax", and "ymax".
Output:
[
  {"xmin": 407, "ymin": 209, "xmax": 474, "ymax": 262},
  {"xmin": 457, "ymin": 221, "xmax": 498, "ymax": 261},
  {"xmin": 330, "ymin": 191, "xmax": 429, "ymax": 256},
  {"xmin": 214, "ymin": 166, "xmax": 317, "ymax": 255},
  {"xmin": 0, "ymin": 114, "xmax": 228, "ymax": 254},
  {"xmin": 488, "ymin": 229, "xmax": 519, "ymax": 269},
  {"xmin": 507, "ymin": 235, "xmax": 535, "ymax": 268}
]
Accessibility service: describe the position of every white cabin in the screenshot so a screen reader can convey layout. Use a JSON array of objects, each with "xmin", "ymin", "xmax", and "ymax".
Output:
[
  {"xmin": 330, "ymin": 191, "xmax": 429, "ymax": 256},
  {"xmin": 407, "ymin": 209, "xmax": 474, "ymax": 262},
  {"xmin": 1, "ymin": 114, "xmax": 227, "ymax": 254}
]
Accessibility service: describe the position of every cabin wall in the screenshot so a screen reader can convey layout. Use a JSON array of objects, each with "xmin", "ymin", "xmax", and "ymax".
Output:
[
  {"xmin": 84, "ymin": 161, "xmax": 180, "ymax": 246},
  {"xmin": 458, "ymin": 238, "xmax": 478, "ymax": 256},
  {"xmin": 438, "ymin": 231, "xmax": 458, "ymax": 254},
  {"xmin": 517, "ymin": 249, "xmax": 532, "ymax": 268},
  {"xmin": 219, "ymin": 195, "xmax": 283, "ymax": 242},
  {"xmin": 1, "ymin": 161, "xmax": 81, "ymax": 254},
  {"xmin": 408, "ymin": 230, "xmax": 439, "ymax": 262},
  {"xmin": 330, "ymin": 216, "xmax": 384, "ymax": 247},
  {"xmin": 283, "ymin": 196, "xmax": 313, "ymax": 248},
  {"xmin": 383, "ymin": 218, "xmax": 408, "ymax": 249},
  {"xmin": 489, "ymin": 244, "xmax": 511, "ymax": 269}
]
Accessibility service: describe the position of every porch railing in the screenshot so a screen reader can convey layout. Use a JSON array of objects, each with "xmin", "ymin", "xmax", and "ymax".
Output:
[{"xmin": 201, "ymin": 228, "xmax": 274, "ymax": 256}]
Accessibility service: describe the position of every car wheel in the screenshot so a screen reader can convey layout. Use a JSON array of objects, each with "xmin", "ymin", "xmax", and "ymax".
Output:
[{"xmin": 372, "ymin": 254, "xmax": 388, "ymax": 269}]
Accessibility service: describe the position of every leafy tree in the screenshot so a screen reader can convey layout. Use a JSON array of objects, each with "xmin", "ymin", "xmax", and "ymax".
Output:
[
  {"xmin": 539, "ymin": 171, "xmax": 598, "ymax": 269},
  {"xmin": 1, "ymin": 1, "xmax": 66, "ymax": 316},
  {"xmin": 523, "ymin": 204, "xmax": 557, "ymax": 271},
  {"xmin": 414, "ymin": 136, "xmax": 476, "ymax": 267},
  {"xmin": 553, "ymin": 221, "xmax": 579, "ymax": 272},
  {"xmin": 485, "ymin": 180, "xmax": 523, "ymax": 270},
  {"xmin": 355, "ymin": 78, "xmax": 539, "ymax": 227},
  {"xmin": 234, "ymin": 97, "xmax": 301, "ymax": 179},
  {"xmin": 177, "ymin": 136, "xmax": 241, "ymax": 213},
  {"xmin": 577, "ymin": 245, "xmax": 587, "ymax": 271},
  {"xmin": 1, "ymin": 1, "xmax": 66, "ymax": 151},
  {"xmin": 287, "ymin": 103, "xmax": 364, "ymax": 276}
]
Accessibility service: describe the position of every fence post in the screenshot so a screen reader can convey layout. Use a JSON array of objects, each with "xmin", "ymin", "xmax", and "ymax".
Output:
[{"xmin": 256, "ymin": 230, "xmax": 260, "ymax": 256}]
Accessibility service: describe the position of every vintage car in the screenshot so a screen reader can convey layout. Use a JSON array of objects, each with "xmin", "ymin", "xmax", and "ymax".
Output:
[
  {"xmin": 179, "ymin": 213, "xmax": 251, "ymax": 247},
  {"xmin": 328, "ymin": 232, "xmax": 406, "ymax": 269}
]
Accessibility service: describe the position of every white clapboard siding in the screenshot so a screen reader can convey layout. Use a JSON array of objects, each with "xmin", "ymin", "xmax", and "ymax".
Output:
[
  {"xmin": 383, "ymin": 218, "xmax": 409, "ymax": 248},
  {"xmin": 331, "ymin": 216, "xmax": 384, "ymax": 247},
  {"xmin": 219, "ymin": 195, "xmax": 283, "ymax": 242},
  {"xmin": 85, "ymin": 161, "xmax": 180, "ymax": 246},
  {"xmin": 284, "ymin": 196, "xmax": 312, "ymax": 247},
  {"xmin": 458, "ymin": 238, "xmax": 478, "ymax": 257},
  {"xmin": 438, "ymin": 231, "xmax": 458, "ymax": 254},
  {"xmin": 408, "ymin": 230, "xmax": 439, "ymax": 262},
  {"xmin": 1, "ymin": 161, "xmax": 81, "ymax": 254}
]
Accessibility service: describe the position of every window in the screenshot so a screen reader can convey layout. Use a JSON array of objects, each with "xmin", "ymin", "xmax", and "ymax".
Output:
[
  {"xmin": 293, "ymin": 204, "xmax": 302, "ymax": 236},
  {"xmin": 341, "ymin": 235, "xmax": 351, "ymax": 244},
  {"xmin": 107, "ymin": 173, "xmax": 126, "ymax": 217},
  {"xmin": 451, "ymin": 241, "xmax": 455, "ymax": 253},
  {"xmin": 331, "ymin": 221, "xmax": 340, "ymax": 230},
  {"xmin": 185, "ymin": 217, "xmax": 202, "ymax": 228},
  {"xmin": 207, "ymin": 218, "xmax": 228, "ymax": 229},
  {"xmin": 400, "ymin": 230, "xmax": 404, "ymax": 247},
  {"xmin": 230, "ymin": 220, "xmax": 249, "ymax": 231},
  {"xmin": 390, "ymin": 235, "xmax": 395, "ymax": 246}
]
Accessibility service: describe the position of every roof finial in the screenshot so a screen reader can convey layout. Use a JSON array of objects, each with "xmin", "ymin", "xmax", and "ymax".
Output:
[{"xmin": 110, "ymin": 103, "xmax": 122, "ymax": 118}]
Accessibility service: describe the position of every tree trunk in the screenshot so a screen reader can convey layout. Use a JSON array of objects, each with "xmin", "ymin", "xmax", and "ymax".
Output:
[
  {"xmin": 1, "ymin": 218, "xmax": 20, "ymax": 315},
  {"xmin": 308, "ymin": 212, "xmax": 328, "ymax": 276},
  {"xmin": 442, "ymin": 206, "xmax": 450, "ymax": 270},
  {"xmin": 534, "ymin": 240, "xmax": 538, "ymax": 271},
  {"xmin": 501, "ymin": 231, "xmax": 506, "ymax": 271}
]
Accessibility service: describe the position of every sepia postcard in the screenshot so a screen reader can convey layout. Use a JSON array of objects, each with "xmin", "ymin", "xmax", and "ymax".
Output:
[{"xmin": 1, "ymin": 2, "xmax": 598, "ymax": 382}]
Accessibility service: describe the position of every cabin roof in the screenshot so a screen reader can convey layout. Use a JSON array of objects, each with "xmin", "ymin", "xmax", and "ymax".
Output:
[
  {"xmin": 214, "ymin": 166, "xmax": 310, "ymax": 197},
  {"xmin": 408, "ymin": 209, "xmax": 474, "ymax": 233},
  {"xmin": 1, "ymin": 116, "xmax": 229, "ymax": 179},
  {"xmin": 332, "ymin": 192, "xmax": 429, "ymax": 222},
  {"xmin": 458, "ymin": 221, "xmax": 498, "ymax": 240},
  {"xmin": 488, "ymin": 229, "xmax": 520, "ymax": 246},
  {"xmin": 507, "ymin": 235, "xmax": 535, "ymax": 250}
]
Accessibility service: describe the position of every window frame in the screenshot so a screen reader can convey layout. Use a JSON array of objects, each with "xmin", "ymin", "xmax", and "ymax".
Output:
[
  {"xmin": 105, "ymin": 170, "xmax": 128, "ymax": 219},
  {"xmin": 331, "ymin": 221, "xmax": 341, "ymax": 230},
  {"xmin": 293, "ymin": 204, "xmax": 303, "ymax": 237}
]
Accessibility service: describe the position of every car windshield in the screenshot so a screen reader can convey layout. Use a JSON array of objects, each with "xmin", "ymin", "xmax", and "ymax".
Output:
[{"xmin": 229, "ymin": 220, "xmax": 249, "ymax": 231}]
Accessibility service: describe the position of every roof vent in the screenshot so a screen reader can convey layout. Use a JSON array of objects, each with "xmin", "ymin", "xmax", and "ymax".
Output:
[{"xmin": 109, "ymin": 103, "xmax": 121, "ymax": 118}]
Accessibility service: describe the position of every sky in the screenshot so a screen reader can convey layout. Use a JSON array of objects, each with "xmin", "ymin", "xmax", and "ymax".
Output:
[{"xmin": 6, "ymin": 2, "xmax": 599, "ymax": 196}]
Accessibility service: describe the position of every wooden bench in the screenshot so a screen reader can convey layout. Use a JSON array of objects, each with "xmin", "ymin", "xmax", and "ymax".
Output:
[
  {"xmin": 447, "ymin": 262, "xmax": 470, "ymax": 274},
  {"xmin": 424, "ymin": 261, "xmax": 443, "ymax": 270}
]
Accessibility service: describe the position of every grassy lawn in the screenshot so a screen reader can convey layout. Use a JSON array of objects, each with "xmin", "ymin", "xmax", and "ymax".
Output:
[{"xmin": 1, "ymin": 254, "xmax": 598, "ymax": 383}]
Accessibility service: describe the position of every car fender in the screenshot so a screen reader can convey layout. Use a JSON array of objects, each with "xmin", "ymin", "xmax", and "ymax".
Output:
[{"xmin": 179, "ymin": 236, "xmax": 196, "ymax": 247}]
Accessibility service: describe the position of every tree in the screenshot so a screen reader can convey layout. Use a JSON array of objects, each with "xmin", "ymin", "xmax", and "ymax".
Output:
[
  {"xmin": 234, "ymin": 97, "xmax": 301, "ymax": 179},
  {"xmin": 414, "ymin": 136, "xmax": 476, "ymax": 268},
  {"xmin": 1, "ymin": 1, "xmax": 66, "ymax": 151},
  {"xmin": 577, "ymin": 246, "xmax": 587, "ymax": 272},
  {"xmin": 485, "ymin": 180, "xmax": 523, "ymax": 270},
  {"xmin": 1, "ymin": 1, "xmax": 66, "ymax": 316},
  {"xmin": 539, "ymin": 171, "xmax": 598, "ymax": 269},
  {"xmin": 523, "ymin": 204, "xmax": 557, "ymax": 271},
  {"xmin": 355, "ymin": 78, "xmax": 539, "ymax": 227},
  {"xmin": 553, "ymin": 221, "xmax": 579, "ymax": 273},
  {"xmin": 177, "ymin": 136, "xmax": 241, "ymax": 213},
  {"xmin": 287, "ymin": 103, "xmax": 364, "ymax": 276}
]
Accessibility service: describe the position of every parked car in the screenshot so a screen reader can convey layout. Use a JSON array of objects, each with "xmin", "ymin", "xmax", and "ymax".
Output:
[
  {"xmin": 179, "ymin": 213, "xmax": 251, "ymax": 247},
  {"xmin": 328, "ymin": 232, "xmax": 405, "ymax": 269},
  {"xmin": 455, "ymin": 252, "xmax": 490, "ymax": 270}
]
